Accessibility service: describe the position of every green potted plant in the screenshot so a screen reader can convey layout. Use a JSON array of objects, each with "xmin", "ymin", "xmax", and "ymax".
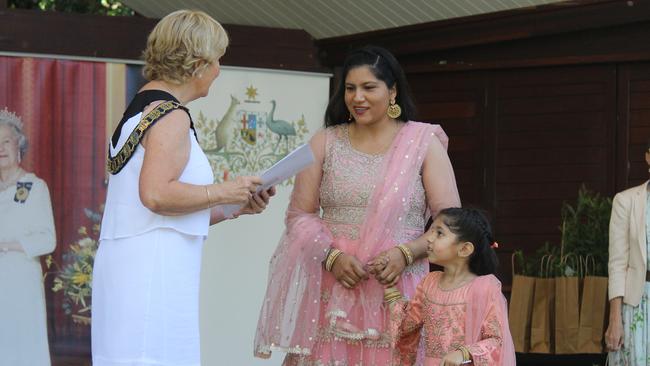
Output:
[{"xmin": 559, "ymin": 185, "xmax": 612, "ymax": 276}]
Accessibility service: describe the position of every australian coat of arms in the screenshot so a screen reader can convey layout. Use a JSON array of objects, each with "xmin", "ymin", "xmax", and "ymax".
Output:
[{"xmin": 194, "ymin": 85, "xmax": 310, "ymax": 184}]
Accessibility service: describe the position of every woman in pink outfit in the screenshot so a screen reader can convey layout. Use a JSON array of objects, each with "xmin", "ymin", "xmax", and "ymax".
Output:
[
  {"xmin": 254, "ymin": 46, "xmax": 460, "ymax": 365},
  {"xmin": 385, "ymin": 207, "xmax": 516, "ymax": 366}
]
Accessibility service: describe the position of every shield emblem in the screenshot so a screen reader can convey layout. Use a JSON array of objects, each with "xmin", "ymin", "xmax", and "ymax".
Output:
[{"xmin": 238, "ymin": 110, "xmax": 261, "ymax": 145}]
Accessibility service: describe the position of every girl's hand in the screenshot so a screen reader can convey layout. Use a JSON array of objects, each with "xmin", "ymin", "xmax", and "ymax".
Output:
[
  {"xmin": 235, "ymin": 187, "xmax": 276, "ymax": 216},
  {"xmin": 366, "ymin": 253, "xmax": 389, "ymax": 275},
  {"xmin": 605, "ymin": 315, "xmax": 624, "ymax": 351},
  {"xmin": 331, "ymin": 253, "xmax": 368, "ymax": 289},
  {"xmin": 440, "ymin": 350, "xmax": 468, "ymax": 366},
  {"xmin": 370, "ymin": 247, "xmax": 406, "ymax": 287}
]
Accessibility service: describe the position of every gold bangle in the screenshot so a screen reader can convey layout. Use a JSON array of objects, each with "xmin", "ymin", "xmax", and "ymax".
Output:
[
  {"xmin": 383, "ymin": 287, "xmax": 403, "ymax": 303},
  {"xmin": 324, "ymin": 249, "xmax": 332, "ymax": 270},
  {"xmin": 330, "ymin": 251, "xmax": 343, "ymax": 271},
  {"xmin": 327, "ymin": 251, "xmax": 342, "ymax": 272},
  {"xmin": 397, "ymin": 244, "xmax": 414, "ymax": 265},
  {"xmin": 385, "ymin": 294, "xmax": 402, "ymax": 304},
  {"xmin": 325, "ymin": 249, "xmax": 343, "ymax": 272},
  {"xmin": 458, "ymin": 345, "xmax": 471, "ymax": 363},
  {"xmin": 324, "ymin": 248, "xmax": 333, "ymax": 270},
  {"xmin": 205, "ymin": 185, "xmax": 213, "ymax": 209}
]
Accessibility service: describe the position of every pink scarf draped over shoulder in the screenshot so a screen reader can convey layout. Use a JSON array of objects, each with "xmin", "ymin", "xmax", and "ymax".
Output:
[
  {"xmin": 254, "ymin": 121, "xmax": 449, "ymax": 358},
  {"xmin": 464, "ymin": 275, "xmax": 516, "ymax": 366}
]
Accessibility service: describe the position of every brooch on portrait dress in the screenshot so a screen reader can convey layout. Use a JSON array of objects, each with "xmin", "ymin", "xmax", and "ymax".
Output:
[{"xmin": 14, "ymin": 181, "xmax": 32, "ymax": 203}]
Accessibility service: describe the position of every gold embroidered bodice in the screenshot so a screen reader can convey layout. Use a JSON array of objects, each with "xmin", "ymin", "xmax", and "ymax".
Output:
[{"xmin": 319, "ymin": 125, "xmax": 427, "ymax": 243}]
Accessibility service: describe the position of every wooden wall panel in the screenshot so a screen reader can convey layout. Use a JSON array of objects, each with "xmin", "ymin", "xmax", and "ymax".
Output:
[
  {"xmin": 407, "ymin": 65, "xmax": 619, "ymax": 284},
  {"xmin": 408, "ymin": 72, "xmax": 487, "ymax": 207},
  {"xmin": 491, "ymin": 65, "xmax": 616, "ymax": 283},
  {"xmin": 406, "ymin": 66, "xmax": 615, "ymax": 283},
  {"xmin": 619, "ymin": 64, "xmax": 650, "ymax": 189}
]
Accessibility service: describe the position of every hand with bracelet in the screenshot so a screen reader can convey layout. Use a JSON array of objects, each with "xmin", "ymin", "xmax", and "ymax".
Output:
[
  {"xmin": 440, "ymin": 346, "xmax": 473, "ymax": 365},
  {"xmin": 204, "ymin": 177, "xmax": 275, "ymax": 224},
  {"xmin": 325, "ymin": 249, "xmax": 368, "ymax": 289},
  {"xmin": 207, "ymin": 175, "xmax": 262, "ymax": 206}
]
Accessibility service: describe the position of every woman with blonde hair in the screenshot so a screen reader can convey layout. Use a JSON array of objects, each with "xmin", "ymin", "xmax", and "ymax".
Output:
[{"xmin": 92, "ymin": 10, "xmax": 274, "ymax": 366}]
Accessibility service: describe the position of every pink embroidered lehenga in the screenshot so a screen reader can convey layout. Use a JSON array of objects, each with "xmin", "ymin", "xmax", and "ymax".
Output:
[
  {"xmin": 387, "ymin": 272, "xmax": 516, "ymax": 366},
  {"xmin": 255, "ymin": 121, "xmax": 460, "ymax": 366}
]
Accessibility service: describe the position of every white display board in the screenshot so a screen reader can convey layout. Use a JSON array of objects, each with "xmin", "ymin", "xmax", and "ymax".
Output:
[{"xmin": 188, "ymin": 65, "xmax": 330, "ymax": 366}]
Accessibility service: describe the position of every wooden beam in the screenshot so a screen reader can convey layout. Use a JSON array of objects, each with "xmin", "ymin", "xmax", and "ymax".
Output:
[
  {"xmin": 0, "ymin": 9, "xmax": 157, "ymax": 60},
  {"xmin": 0, "ymin": 9, "xmax": 324, "ymax": 72},
  {"xmin": 316, "ymin": 0, "xmax": 650, "ymax": 66},
  {"xmin": 398, "ymin": 21, "xmax": 650, "ymax": 73}
]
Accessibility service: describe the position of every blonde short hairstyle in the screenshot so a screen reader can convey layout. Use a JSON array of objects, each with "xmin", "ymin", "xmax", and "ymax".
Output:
[{"xmin": 143, "ymin": 10, "xmax": 229, "ymax": 84}]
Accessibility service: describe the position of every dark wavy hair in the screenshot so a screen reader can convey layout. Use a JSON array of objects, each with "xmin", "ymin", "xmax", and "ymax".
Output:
[
  {"xmin": 324, "ymin": 45, "xmax": 417, "ymax": 127},
  {"xmin": 437, "ymin": 207, "xmax": 499, "ymax": 276}
]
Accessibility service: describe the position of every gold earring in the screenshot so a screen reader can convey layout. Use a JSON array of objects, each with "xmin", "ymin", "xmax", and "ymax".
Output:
[
  {"xmin": 387, "ymin": 99, "xmax": 402, "ymax": 119},
  {"xmin": 348, "ymin": 113, "xmax": 353, "ymax": 122}
]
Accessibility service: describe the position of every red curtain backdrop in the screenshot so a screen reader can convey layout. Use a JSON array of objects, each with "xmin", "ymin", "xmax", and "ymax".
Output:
[{"xmin": 0, "ymin": 55, "xmax": 106, "ymax": 356}]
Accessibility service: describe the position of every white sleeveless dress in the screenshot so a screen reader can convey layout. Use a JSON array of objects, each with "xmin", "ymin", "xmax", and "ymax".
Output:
[{"xmin": 92, "ymin": 110, "xmax": 213, "ymax": 366}]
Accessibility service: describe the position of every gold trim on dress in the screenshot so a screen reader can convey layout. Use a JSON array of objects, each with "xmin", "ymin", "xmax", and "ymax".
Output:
[{"xmin": 107, "ymin": 101, "xmax": 184, "ymax": 175}]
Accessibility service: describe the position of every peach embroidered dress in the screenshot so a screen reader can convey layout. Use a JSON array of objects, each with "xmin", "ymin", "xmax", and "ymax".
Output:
[
  {"xmin": 255, "ymin": 121, "xmax": 460, "ymax": 366},
  {"xmin": 389, "ymin": 272, "xmax": 516, "ymax": 366}
]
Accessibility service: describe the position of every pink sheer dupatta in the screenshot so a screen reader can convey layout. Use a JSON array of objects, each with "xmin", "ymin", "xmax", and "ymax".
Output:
[
  {"xmin": 324, "ymin": 122, "xmax": 449, "ymax": 340},
  {"xmin": 253, "ymin": 129, "xmax": 333, "ymax": 358},
  {"xmin": 254, "ymin": 122, "xmax": 451, "ymax": 358},
  {"xmin": 465, "ymin": 275, "xmax": 516, "ymax": 366}
]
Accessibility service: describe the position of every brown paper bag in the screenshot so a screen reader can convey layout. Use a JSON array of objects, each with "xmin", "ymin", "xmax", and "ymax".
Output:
[
  {"xmin": 530, "ymin": 255, "xmax": 556, "ymax": 353},
  {"xmin": 554, "ymin": 254, "xmax": 581, "ymax": 354},
  {"xmin": 508, "ymin": 253, "xmax": 536, "ymax": 353},
  {"xmin": 577, "ymin": 255, "xmax": 608, "ymax": 353}
]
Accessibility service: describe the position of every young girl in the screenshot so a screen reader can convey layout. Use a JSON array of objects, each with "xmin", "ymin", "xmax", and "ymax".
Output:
[{"xmin": 378, "ymin": 207, "xmax": 515, "ymax": 366}]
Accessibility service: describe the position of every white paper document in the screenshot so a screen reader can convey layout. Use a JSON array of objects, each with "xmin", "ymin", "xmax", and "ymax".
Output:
[{"xmin": 218, "ymin": 143, "xmax": 315, "ymax": 218}]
